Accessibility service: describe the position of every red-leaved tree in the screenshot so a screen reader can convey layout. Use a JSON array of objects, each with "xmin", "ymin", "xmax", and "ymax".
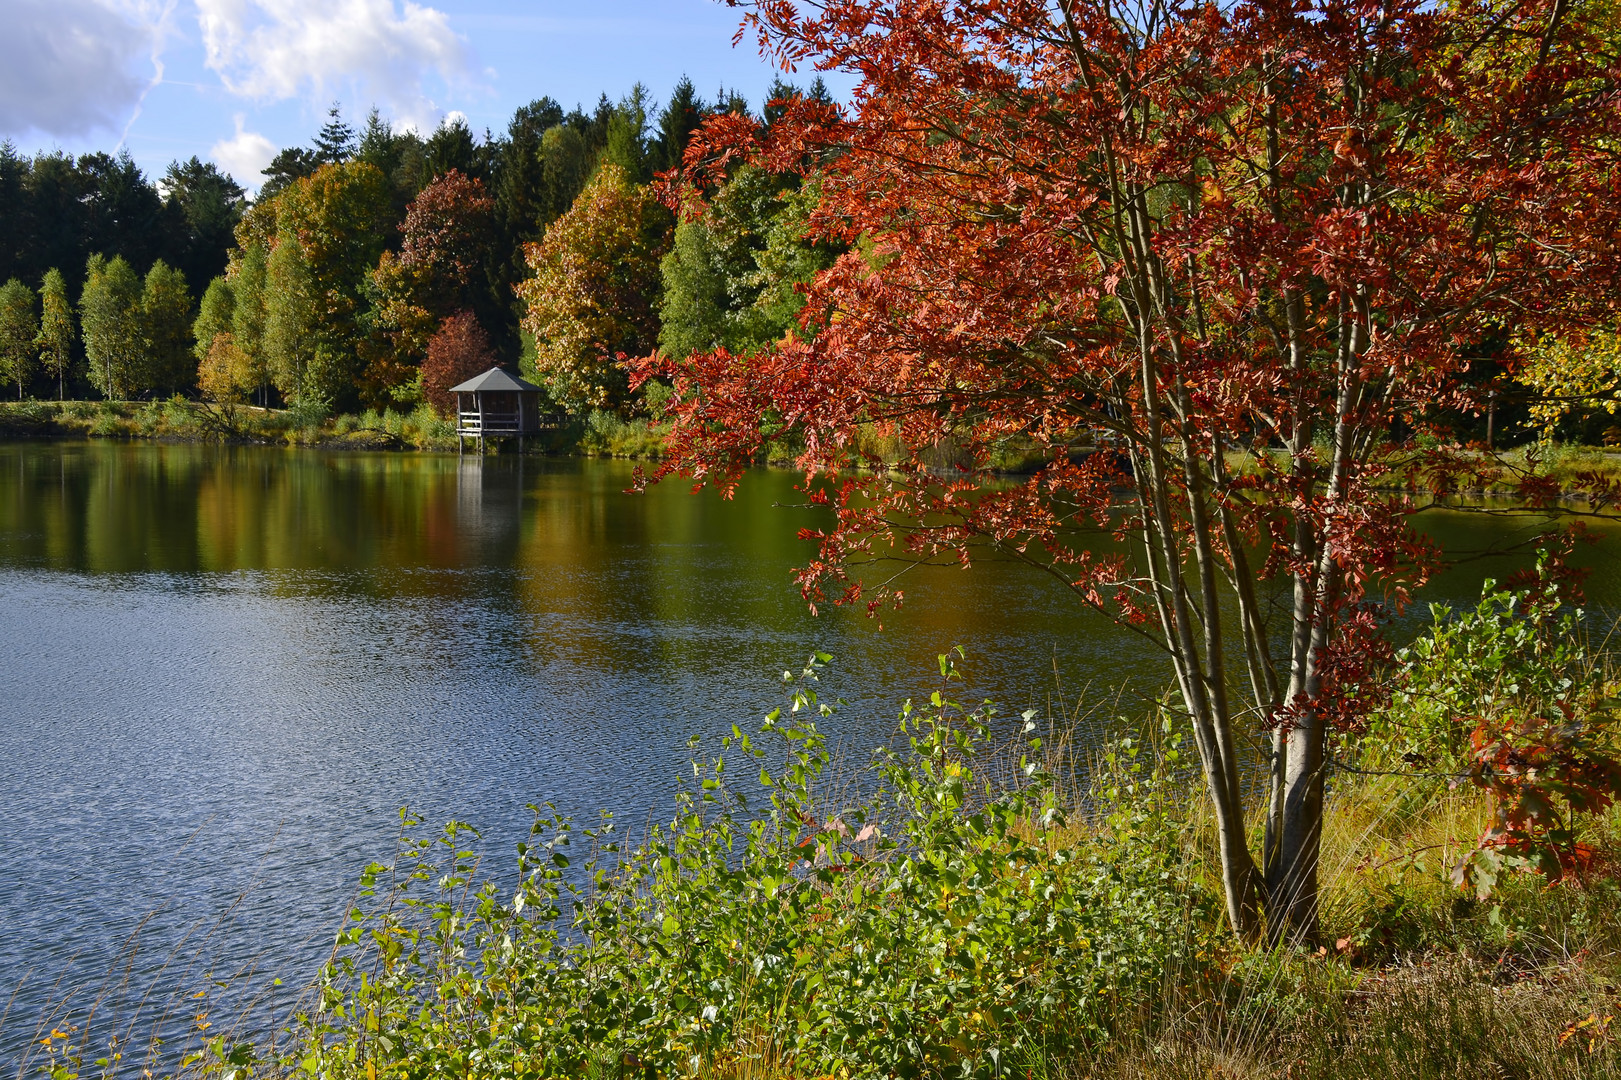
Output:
[
  {"xmin": 372, "ymin": 171, "xmax": 497, "ymax": 403},
  {"xmin": 422, "ymin": 311, "xmax": 496, "ymax": 417},
  {"xmin": 641, "ymin": 0, "xmax": 1621, "ymax": 940}
]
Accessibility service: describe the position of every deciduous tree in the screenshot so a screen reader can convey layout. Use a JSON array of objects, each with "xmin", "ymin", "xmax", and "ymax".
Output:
[
  {"xmin": 0, "ymin": 278, "xmax": 37, "ymax": 398},
  {"xmin": 265, "ymin": 161, "xmax": 392, "ymax": 407},
  {"xmin": 519, "ymin": 163, "xmax": 669, "ymax": 413},
  {"xmin": 230, "ymin": 241, "xmax": 270, "ymax": 405},
  {"xmin": 421, "ymin": 311, "xmax": 497, "ymax": 416},
  {"xmin": 80, "ymin": 254, "xmax": 143, "ymax": 399},
  {"xmin": 140, "ymin": 260, "xmax": 194, "ymax": 395},
  {"xmin": 646, "ymin": 0, "xmax": 1621, "ymax": 941},
  {"xmin": 35, "ymin": 268, "xmax": 73, "ymax": 399}
]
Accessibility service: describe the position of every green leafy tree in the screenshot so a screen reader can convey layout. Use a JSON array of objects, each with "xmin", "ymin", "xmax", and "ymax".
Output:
[
  {"xmin": 193, "ymin": 275, "xmax": 234, "ymax": 362},
  {"xmin": 140, "ymin": 260, "xmax": 194, "ymax": 394},
  {"xmin": 263, "ymin": 236, "xmax": 318, "ymax": 404},
  {"xmin": 79, "ymin": 254, "xmax": 143, "ymax": 399},
  {"xmin": 230, "ymin": 241, "xmax": 270, "ymax": 404},
  {"xmin": 659, "ymin": 166, "xmax": 835, "ymax": 359},
  {"xmin": 35, "ymin": 267, "xmax": 73, "ymax": 399},
  {"xmin": 518, "ymin": 163, "xmax": 670, "ymax": 412},
  {"xmin": 0, "ymin": 278, "xmax": 37, "ymax": 398},
  {"xmin": 537, "ymin": 125, "xmax": 592, "ymax": 226},
  {"xmin": 265, "ymin": 161, "xmax": 392, "ymax": 407},
  {"xmin": 193, "ymin": 275, "xmax": 241, "ymax": 402},
  {"xmin": 192, "ymin": 274, "xmax": 235, "ymax": 395}
]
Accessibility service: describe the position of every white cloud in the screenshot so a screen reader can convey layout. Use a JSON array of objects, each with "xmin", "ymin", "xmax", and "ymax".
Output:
[
  {"xmin": 197, "ymin": 0, "xmax": 471, "ymax": 131},
  {"xmin": 210, "ymin": 113, "xmax": 277, "ymax": 192},
  {"xmin": 0, "ymin": 0, "xmax": 154, "ymax": 137}
]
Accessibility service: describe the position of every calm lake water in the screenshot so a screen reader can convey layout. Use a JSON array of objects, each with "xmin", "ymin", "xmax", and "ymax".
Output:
[{"xmin": 0, "ymin": 440, "xmax": 1616, "ymax": 1061}]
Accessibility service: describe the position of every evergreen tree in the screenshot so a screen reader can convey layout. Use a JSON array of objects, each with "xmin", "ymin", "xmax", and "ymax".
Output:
[
  {"xmin": 260, "ymin": 148, "xmax": 318, "ymax": 200},
  {"xmin": 0, "ymin": 143, "xmax": 26, "ymax": 287},
  {"xmin": 80, "ymin": 254, "xmax": 143, "ymax": 399},
  {"xmin": 139, "ymin": 261, "xmax": 194, "ymax": 394},
  {"xmin": 0, "ymin": 278, "xmax": 37, "ymax": 398},
  {"xmin": 35, "ymin": 268, "xmax": 74, "ymax": 399},
  {"xmin": 652, "ymin": 77, "xmax": 706, "ymax": 174},
  {"xmin": 356, "ymin": 108, "xmax": 427, "ymax": 224},
  {"xmin": 423, "ymin": 116, "xmax": 481, "ymax": 183},
  {"xmin": 160, "ymin": 157, "xmax": 247, "ymax": 294},
  {"xmin": 77, "ymin": 152, "xmax": 164, "ymax": 272},
  {"xmin": 313, "ymin": 104, "xmax": 357, "ymax": 165},
  {"xmin": 603, "ymin": 84, "xmax": 654, "ymax": 183},
  {"xmin": 493, "ymin": 98, "xmax": 568, "ymax": 336}
]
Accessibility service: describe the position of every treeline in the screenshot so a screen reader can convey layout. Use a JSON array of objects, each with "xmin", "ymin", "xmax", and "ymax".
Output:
[{"xmin": 0, "ymin": 77, "xmax": 839, "ymax": 419}]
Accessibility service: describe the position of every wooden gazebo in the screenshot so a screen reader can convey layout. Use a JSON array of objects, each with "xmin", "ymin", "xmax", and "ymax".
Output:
[{"xmin": 448, "ymin": 367, "xmax": 549, "ymax": 453}]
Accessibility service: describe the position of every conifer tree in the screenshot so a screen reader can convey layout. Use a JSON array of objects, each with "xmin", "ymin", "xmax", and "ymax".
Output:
[{"xmin": 313, "ymin": 104, "xmax": 356, "ymax": 165}]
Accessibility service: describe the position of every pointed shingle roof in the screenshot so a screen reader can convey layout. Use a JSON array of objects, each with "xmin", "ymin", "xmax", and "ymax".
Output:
[{"xmin": 447, "ymin": 367, "xmax": 544, "ymax": 393}]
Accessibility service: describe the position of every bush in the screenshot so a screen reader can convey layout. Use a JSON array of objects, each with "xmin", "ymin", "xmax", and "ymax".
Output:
[{"xmin": 279, "ymin": 654, "xmax": 1218, "ymax": 1079}]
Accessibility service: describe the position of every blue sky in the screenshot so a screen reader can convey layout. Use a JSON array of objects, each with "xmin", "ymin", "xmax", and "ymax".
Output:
[{"xmin": 2, "ymin": 1, "xmax": 849, "ymax": 193}]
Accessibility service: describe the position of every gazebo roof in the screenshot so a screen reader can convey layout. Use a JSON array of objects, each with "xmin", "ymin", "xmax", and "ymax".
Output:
[{"xmin": 447, "ymin": 366, "xmax": 544, "ymax": 394}]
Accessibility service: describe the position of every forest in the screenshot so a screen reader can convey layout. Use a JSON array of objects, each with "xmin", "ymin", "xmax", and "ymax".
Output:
[{"xmin": 0, "ymin": 76, "xmax": 837, "ymax": 423}]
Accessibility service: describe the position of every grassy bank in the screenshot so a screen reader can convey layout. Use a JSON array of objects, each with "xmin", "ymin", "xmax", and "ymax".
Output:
[{"xmin": 0, "ymin": 400, "xmax": 1060, "ymax": 472}]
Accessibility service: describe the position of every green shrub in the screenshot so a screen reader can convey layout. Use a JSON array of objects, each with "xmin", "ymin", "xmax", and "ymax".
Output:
[{"xmin": 278, "ymin": 654, "xmax": 1219, "ymax": 1079}]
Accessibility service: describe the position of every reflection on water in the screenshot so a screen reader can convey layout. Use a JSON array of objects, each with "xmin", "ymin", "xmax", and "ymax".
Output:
[{"xmin": 0, "ymin": 441, "xmax": 1616, "ymax": 1059}]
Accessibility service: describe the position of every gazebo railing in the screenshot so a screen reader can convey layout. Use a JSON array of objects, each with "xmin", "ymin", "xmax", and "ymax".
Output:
[{"xmin": 457, "ymin": 410, "xmax": 522, "ymax": 433}]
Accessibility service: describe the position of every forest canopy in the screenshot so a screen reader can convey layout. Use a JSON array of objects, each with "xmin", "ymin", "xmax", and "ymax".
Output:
[{"xmin": 0, "ymin": 78, "xmax": 835, "ymax": 416}]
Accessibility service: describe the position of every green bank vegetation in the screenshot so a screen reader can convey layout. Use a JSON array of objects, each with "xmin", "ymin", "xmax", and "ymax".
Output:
[{"xmin": 18, "ymin": 575, "xmax": 1621, "ymax": 1079}]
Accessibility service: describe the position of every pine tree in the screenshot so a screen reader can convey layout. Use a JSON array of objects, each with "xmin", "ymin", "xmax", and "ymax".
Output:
[
  {"xmin": 0, "ymin": 278, "xmax": 37, "ymax": 398},
  {"xmin": 35, "ymin": 268, "xmax": 74, "ymax": 399}
]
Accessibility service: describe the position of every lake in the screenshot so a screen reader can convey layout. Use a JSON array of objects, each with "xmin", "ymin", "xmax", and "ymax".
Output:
[{"xmin": 0, "ymin": 440, "xmax": 1615, "ymax": 1062}]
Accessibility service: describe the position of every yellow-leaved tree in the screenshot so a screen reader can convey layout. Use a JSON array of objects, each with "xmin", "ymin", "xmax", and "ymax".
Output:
[
  {"xmin": 1516, "ymin": 328, "xmax": 1621, "ymax": 435},
  {"xmin": 517, "ymin": 163, "xmax": 669, "ymax": 414}
]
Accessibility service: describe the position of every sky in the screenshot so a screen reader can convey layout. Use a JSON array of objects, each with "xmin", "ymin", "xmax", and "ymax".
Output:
[{"xmin": 1, "ymin": 0, "xmax": 849, "ymax": 193}]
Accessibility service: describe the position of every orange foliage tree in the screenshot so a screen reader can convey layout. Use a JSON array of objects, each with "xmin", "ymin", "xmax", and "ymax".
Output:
[{"xmin": 643, "ymin": 0, "xmax": 1621, "ymax": 940}]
